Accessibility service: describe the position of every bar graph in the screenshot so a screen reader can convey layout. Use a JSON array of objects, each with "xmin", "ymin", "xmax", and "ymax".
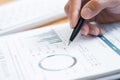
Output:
[{"xmin": 28, "ymin": 30, "xmax": 62, "ymax": 44}]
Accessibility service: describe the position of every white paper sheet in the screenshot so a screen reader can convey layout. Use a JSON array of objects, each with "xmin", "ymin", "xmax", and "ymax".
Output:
[
  {"xmin": 0, "ymin": 0, "xmax": 67, "ymax": 35},
  {"xmin": 0, "ymin": 23, "xmax": 120, "ymax": 80}
]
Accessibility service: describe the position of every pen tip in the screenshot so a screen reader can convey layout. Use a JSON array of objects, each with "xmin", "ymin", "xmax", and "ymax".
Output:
[{"xmin": 68, "ymin": 41, "xmax": 71, "ymax": 46}]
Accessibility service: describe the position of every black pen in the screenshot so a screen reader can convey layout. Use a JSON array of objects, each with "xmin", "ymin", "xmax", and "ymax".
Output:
[{"xmin": 68, "ymin": 17, "xmax": 85, "ymax": 45}]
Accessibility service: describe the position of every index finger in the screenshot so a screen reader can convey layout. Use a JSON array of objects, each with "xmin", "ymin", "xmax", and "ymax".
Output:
[
  {"xmin": 69, "ymin": 0, "xmax": 90, "ymax": 28},
  {"xmin": 69, "ymin": 0, "xmax": 82, "ymax": 28}
]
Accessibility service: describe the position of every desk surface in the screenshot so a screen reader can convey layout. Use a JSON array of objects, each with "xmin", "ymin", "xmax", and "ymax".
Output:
[
  {"xmin": 0, "ymin": 0, "xmax": 12, "ymax": 5},
  {"xmin": 0, "ymin": 0, "xmax": 68, "ymax": 27}
]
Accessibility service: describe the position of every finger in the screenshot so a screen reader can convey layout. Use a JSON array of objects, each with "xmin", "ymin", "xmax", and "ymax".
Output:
[
  {"xmin": 81, "ymin": 0, "xmax": 110, "ymax": 19},
  {"xmin": 88, "ymin": 24, "xmax": 102, "ymax": 36},
  {"xmin": 99, "ymin": 28, "xmax": 104, "ymax": 36},
  {"xmin": 80, "ymin": 23, "xmax": 89, "ymax": 36},
  {"xmin": 69, "ymin": 0, "xmax": 81, "ymax": 28},
  {"xmin": 64, "ymin": 2, "xmax": 70, "ymax": 18}
]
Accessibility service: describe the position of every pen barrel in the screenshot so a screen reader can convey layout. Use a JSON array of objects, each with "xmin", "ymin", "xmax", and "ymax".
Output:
[{"xmin": 70, "ymin": 18, "xmax": 85, "ymax": 41}]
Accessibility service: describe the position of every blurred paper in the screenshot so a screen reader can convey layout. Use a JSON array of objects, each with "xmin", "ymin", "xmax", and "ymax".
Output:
[
  {"xmin": 0, "ymin": 22, "xmax": 120, "ymax": 80},
  {"xmin": 0, "ymin": 0, "xmax": 67, "ymax": 35}
]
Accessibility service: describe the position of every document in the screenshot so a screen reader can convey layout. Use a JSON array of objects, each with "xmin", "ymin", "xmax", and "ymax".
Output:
[
  {"xmin": 0, "ymin": 0, "xmax": 67, "ymax": 35},
  {"xmin": 0, "ymin": 23, "xmax": 120, "ymax": 80}
]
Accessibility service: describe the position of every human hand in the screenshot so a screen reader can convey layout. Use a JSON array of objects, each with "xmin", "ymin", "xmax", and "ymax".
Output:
[{"xmin": 65, "ymin": 0, "xmax": 120, "ymax": 36}]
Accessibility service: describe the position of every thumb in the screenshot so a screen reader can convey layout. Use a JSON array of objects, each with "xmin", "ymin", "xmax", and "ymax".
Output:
[{"xmin": 81, "ymin": 0, "xmax": 108, "ymax": 19}]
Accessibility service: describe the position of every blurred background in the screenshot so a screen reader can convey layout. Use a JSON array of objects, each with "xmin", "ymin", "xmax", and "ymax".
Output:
[{"xmin": 0, "ymin": 0, "xmax": 68, "ymax": 34}]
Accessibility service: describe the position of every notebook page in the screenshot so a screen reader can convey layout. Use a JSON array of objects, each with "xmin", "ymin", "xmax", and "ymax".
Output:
[
  {"xmin": 0, "ymin": 0, "xmax": 67, "ymax": 34},
  {"xmin": 0, "ymin": 23, "xmax": 120, "ymax": 80}
]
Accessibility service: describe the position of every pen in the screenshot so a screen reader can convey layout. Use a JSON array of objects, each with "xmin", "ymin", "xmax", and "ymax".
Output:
[{"xmin": 68, "ymin": 17, "xmax": 85, "ymax": 45}]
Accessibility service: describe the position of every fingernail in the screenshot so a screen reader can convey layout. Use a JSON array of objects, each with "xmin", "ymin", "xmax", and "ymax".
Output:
[
  {"xmin": 70, "ymin": 22, "xmax": 74, "ymax": 29},
  {"xmin": 98, "ymin": 29, "xmax": 104, "ymax": 37},
  {"xmin": 80, "ymin": 31, "xmax": 87, "ymax": 36},
  {"xmin": 100, "ymin": 29, "xmax": 104, "ymax": 35},
  {"xmin": 69, "ymin": 19, "xmax": 73, "ymax": 28},
  {"xmin": 90, "ymin": 30, "xmax": 99, "ymax": 36},
  {"xmin": 82, "ymin": 8, "xmax": 93, "ymax": 18}
]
